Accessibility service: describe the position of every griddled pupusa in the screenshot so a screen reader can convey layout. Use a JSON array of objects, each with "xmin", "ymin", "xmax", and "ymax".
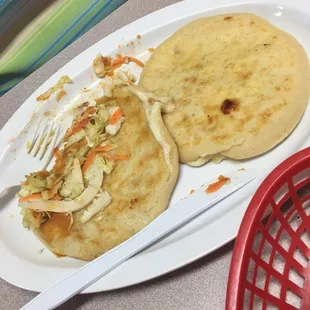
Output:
[
  {"xmin": 140, "ymin": 13, "xmax": 310, "ymax": 166},
  {"xmin": 21, "ymin": 86, "xmax": 179, "ymax": 261}
]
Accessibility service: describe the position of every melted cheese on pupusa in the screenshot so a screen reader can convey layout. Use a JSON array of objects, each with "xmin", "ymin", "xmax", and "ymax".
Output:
[
  {"xmin": 127, "ymin": 85, "xmax": 175, "ymax": 173},
  {"xmin": 81, "ymin": 191, "xmax": 111, "ymax": 223}
]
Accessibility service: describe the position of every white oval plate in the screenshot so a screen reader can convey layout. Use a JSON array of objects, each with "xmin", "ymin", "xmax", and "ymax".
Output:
[{"xmin": 0, "ymin": 0, "xmax": 310, "ymax": 293}]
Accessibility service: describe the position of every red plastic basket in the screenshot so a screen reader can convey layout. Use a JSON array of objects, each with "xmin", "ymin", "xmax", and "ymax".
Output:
[{"xmin": 226, "ymin": 147, "xmax": 310, "ymax": 310}]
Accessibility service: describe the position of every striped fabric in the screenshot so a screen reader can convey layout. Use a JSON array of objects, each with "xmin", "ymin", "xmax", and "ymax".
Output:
[{"xmin": 0, "ymin": 0, "xmax": 126, "ymax": 96}]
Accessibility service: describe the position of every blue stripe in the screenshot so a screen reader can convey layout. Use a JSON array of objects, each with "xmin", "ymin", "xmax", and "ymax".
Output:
[
  {"xmin": 0, "ymin": 0, "xmax": 16, "ymax": 14},
  {"xmin": 0, "ymin": 0, "xmax": 11, "ymax": 9},
  {"xmin": 69, "ymin": 0, "xmax": 119, "ymax": 44},
  {"xmin": 0, "ymin": 0, "xmax": 21, "ymax": 18},
  {"xmin": 0, "ymin": 0, "xmax": 29, "ymax": 30},
  {"xmin": 63, "ymin": 0, "xmax": 120, "ymax": 51},
  {"xmin": 19, "ymin": 0, "xmax": 106, "ymax": 74},
  {"xmin": 91, "ymin": 0, "xmax": 126, "ymax": 30}
]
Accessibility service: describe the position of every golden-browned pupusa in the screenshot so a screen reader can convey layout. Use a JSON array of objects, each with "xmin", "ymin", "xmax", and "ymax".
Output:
[
  {"xmin": 21, "ymin": 86, "xmax": 179, "ymax": 261},
  {"xmin": 140, "ymin": 13, "xmax": 310, "ymax": 166}
]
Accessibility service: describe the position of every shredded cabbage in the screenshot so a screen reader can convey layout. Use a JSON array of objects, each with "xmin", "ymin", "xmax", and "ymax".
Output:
[
  {"xmin": 41, "ymin": 181, "xmax": 63, "ymax": 200},
  {"xmin": 26, "ymin": 173, "xmax": 47, "ymax": 188},
  {"xmin": 59, "ymin": 159, "xmax": 85, "ymax": 199},
  {"xmin": 102, "ymin": 158, "xmax": 115, "ymax": 174},
  {"xmin": 66, "ymin": 130, "xmax": 86, "ymax": 147}
]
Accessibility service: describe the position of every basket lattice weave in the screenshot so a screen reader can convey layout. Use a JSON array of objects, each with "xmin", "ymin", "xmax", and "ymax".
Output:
[{"xmin": 226, "ymin": 148, "xmax": 310, "ymax": 310}]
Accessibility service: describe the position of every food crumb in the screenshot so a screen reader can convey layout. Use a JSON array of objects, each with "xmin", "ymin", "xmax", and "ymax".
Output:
[
  {"xmin": 54, "ymin": 253, "xmax": 65, "ymax": 258},
  {"xmin": 36, "ymin": 75, "xmax": 72, "ymax": 101},
  {"xmin": 148, "ymin": 48, "xmax": 155, "ymax": 53},
  {"xmin": 38, "ymin": 248, "xmax": 44, "ymax": 255},
  {"xmin": 136, "ymin": 34, "xmax": 141, "ymax": 39},
  {"xmin": 205, "ymin": 175, "xmax": 231, "ymax": 194},
  {"xmin": 190, "ymin": 189, "xmax": 195, "ymax": 194},
  {"xmin": 56, "ymin": 89, "xmax": 67, "ymax": 102},
  {"xmin": 238, "ymin": 168, "xmax": 246, "ymax": 171},
  {"xmin": 8, "ymin": 137, "xmax": 16, "ymax": 143},
  {"xmin": 26, "ymin": 140, "xmax": 32, "ymax": 150}
]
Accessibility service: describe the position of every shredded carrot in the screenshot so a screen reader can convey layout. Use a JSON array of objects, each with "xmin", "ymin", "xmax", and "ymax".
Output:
[
  {"xmin": 127, "ymin": 56, "xmax": 144, "ymax": 68},
  {"xmin": 66, "ymin": 117, "xmax": 91, "ymax": 138},
  {"xmin": 68, "ymin": 138, "xmax": 88, "ymax": 150},
  {"xmin": 95, "ymin": 145, "xmax": 114, "ymax": 152},
  {"xmin": 190, "ymin": 189, "xmax": 195, "ymax": 194},
  {"xmin": 36, "ymin": 170, "xmax": 49, "ymax": 177},
  {"xmin": 82, "ymin": 145, "xmax": 126, "ymax": 173},
  {"xmin": 205, "ymin": 175, "xmax": 231, "ymax": 194},
  {"xmin": 82, "ymin": 150, "xmax": 97, "ymax": 173},
  {"xmin": 100, "ymin": 154, "xmax": 130, "ymax": 161},
  {"xmin": 112, "ymin": 57, "xmax": 127, "ymax": 66},
  {"xmin": 83, "ymin": 106, "xmax": 97, "ymax": 116},
  {"xmin": 52, "ymin": 154, "xmax": 67, "ymax": 178},
  {"xmin": 19, "ymin": 193, "xmax": 42, "ymax": 203},
  {"xmin": 53, "ymin": 147, "xmax": 60, "ymax": 159},
  {"xmin": 109, "ymin": 108, "xmax": 123, "ymax": 125},
  {"xmin": 52, "ymin": 194, "xmax": 62, "ymax": 201},
  {"xmin": 74, "ymin": 117, "xmax": 91, "ymax": 130},
  {"xmin": 112, "ymin": 56, "xmax": 144, "ymax": 68}
]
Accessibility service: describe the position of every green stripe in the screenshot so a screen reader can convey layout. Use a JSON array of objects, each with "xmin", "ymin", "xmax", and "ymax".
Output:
[
  {"xmin": 21, "ymin": 0, "xmax": 105, "ymax": 73},
  {"xmin": 0, "ymin": 0, "xmax": 98, "ymax": 73},
  {"xmin": 0, "ymin": 0, "xmax": 63, "ymax": 65},
  {"xmin": 0, "ymin": 0, "xmax": 126, "ymax": 95}
]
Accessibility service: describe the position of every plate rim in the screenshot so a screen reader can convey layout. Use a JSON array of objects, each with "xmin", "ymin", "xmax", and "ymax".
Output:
[{"xmin": 0, "ymin": 0, "xmax": 310, "ymax": 293}]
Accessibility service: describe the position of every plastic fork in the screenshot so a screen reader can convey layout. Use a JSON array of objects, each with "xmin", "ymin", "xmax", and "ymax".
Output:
[{"xmin": 0, "ymin": 117, "xmax": 61, "ymax": 195}]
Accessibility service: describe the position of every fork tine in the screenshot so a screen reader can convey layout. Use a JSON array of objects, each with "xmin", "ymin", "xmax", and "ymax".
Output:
[
  {"xmin": 28, "ymin": 115, "xmax": 44, "ymax": 154},
  {"xmin": 38, "ymin": 121, "xmax": 55, "ymax": 160},
  {"xmin": 32, "ymin": 120, "xmax": 49, "ymax": 157},
  {"xmin": 42, "ymin": 124, "xmax": 61, "ymax": 170}
]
